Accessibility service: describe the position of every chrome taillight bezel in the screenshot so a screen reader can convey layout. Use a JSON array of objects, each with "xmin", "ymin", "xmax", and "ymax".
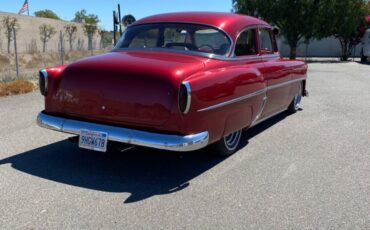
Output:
[
  {"xmin": 178, "ymin": 81, "xmax": 191, "ymax": 114},
  {"xmin": 39, "ymin": 69, "xmax": 48, "ymax": 96}
]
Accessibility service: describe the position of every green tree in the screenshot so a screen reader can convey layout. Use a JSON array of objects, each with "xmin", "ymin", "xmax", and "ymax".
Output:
[
  {"xmin": 72, "ymin": 10, "xmax": 100, "ymax": 50},
  {"xmin": 233, "ymin": 0, "xmax": 369, "ymax": 60},
  {"xmin": 84, "ymin": 19, "xmax": 99, "ymax": 51},
  {"xmin": 39, "ymin": 24, "xmax": 56, "ymax": 52},
  {"xmin": 231, "ymin": 0, "xmax": 260, "ymax": 17},
  {"xmin": 64, "ymin": 24, "xmax": 78, "ymax": 51},
  {"xmin": 34, "ymin": 9, "xmax": 60, "ymax": 20},
  {"xmin": 79, "ymin": 12, "xmax": 100, "ymax": 51},
  {"xmin": 233, "ymin": 0, "xmax": 319, "ymax": 59},
  {"xmin": 73, "ymin": 9, "xmax": 87, "ymax": 23},
  {"xmin": 315, "ymin": 0, "xmax": 369, "ymax": 61},
  {"xmin": 2, "ymin": 16, "xmax": 19, "ymax": 54}
]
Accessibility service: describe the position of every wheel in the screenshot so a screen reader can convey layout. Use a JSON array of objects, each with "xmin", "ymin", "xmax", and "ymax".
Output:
[
  {"xmin": 210, "ymin": 130, "xmax": 242, "ymax": 156},
  {"xmin": 288, "ymin": 81, "xmax": 302, "ymax": 113}
]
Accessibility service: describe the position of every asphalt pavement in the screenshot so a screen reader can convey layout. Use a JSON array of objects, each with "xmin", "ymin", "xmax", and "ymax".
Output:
[{"xmin": 0, "ymin": 62, "xmax": 369, "ymax": 229}]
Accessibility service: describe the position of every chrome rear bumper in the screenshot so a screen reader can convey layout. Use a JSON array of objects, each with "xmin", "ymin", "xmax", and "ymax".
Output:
[{"xmin": 37, "ymin": 112, "xmax": 209, "ymax": 152}]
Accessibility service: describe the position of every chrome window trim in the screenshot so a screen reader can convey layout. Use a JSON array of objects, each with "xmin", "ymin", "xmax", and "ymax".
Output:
[
  {"xmin": 221, "ymin": 53, "xmax": 280, "ymax": 61},
  {"xmin": 112, "ymin": 47, "xmax": 225, "ymax": 60},
  {"xmin": 112, "ymin": 22, "xmax": 281, "ymax": 61},
  {"xmin": 197, "ymin": 77, "xmax": 306, "ymax": 112},
  {"xmin": 113, "ymin": 48, "xmax": 279, "ymax": 61},
  {"xmin": 232, "ymin": 25, "xmax": 260, "ymax": 58}
]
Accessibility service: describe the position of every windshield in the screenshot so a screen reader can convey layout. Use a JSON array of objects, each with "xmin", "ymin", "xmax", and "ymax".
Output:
[{"xmin": 114, "ymin": 23, "xmax": 232, "ymax": 56}]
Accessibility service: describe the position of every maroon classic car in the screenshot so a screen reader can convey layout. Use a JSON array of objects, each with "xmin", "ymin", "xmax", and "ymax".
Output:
[{"xmin": 37, "ymin": 12, "xmax": 308, "ymax": 156}]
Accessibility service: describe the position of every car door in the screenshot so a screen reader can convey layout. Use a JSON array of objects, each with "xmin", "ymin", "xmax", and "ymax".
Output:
[
  {"xmin": 258, "ymin": 27, "xmax": 292, "ymax": 118},
  {"xmin": 234, "ymin": 27, "xmax": 268, "ymax": 122}
]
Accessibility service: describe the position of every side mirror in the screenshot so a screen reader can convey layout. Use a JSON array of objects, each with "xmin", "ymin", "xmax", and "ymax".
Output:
[{"xmin": 273, "ymin": 28, "xmax": 280, "ymax": 36}]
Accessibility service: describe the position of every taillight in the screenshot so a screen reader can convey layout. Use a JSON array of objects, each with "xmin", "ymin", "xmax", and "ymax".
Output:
[
  {"xmin": 39, "ymin": 69, "xmax": 48, "ymax": 96},
  {"xmin": 178, "ymin": 81, "xmax": 191, "ymax": 114}
]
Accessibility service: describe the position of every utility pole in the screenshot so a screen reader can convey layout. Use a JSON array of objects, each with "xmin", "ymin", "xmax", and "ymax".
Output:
[
  {"xmin": 118, "ymin": 4, "xmax": 122, "ymax": 36},
  {"xmin": 27, "ymin": 0, "xmax": 30, "ymax": 16},
  {"xmin": 113, "ymin": 11, "xmax": 118, "ymax": 45},
  {"xmin": 60, "ymin": 31, "xmax": 64, "ymax": 65},
  {"xmin": 13, "ymin": 28, "xmax": 19, "ymax": 79}
]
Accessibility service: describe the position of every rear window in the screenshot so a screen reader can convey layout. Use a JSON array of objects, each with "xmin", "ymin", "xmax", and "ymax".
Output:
[{"xmin": 115, "ymin": 23, "xmax": 231, "ymax": 56}]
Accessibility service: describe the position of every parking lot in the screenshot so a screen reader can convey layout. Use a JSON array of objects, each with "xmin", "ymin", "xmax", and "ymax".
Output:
[{"xmin": 0, "ymin": 62, "xmax": 369, "ymax": 229}]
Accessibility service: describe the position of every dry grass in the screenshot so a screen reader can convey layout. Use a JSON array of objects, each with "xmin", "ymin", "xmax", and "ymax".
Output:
[
  {"xmin": 64, "ymin": 50, "xmax": 91, "ymax": 61},
  {"xmin": 0, "ymin": 55, "xmax": 10, "ymax": 71},
  {"xmin": 1, "ymin": 49, "xmax": 109, "ymax": 82},
  {"xmin": 0, "ymin": 80, "xmax": 35, "ymax": 97},
  {"xmin": 25, "ymin": 54, "xmax": 43, "ymax": 69}
]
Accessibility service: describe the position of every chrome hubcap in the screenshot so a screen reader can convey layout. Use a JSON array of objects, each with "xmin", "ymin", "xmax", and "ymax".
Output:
[{"xmin": 223, "ymin": 130, "xmax": 242, "ymax": 151}]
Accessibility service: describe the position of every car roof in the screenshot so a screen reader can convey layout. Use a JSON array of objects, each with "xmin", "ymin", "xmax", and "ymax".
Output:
[{"xmin": 133, "ymin": 12, "xmax": 271, "ymax": 39}]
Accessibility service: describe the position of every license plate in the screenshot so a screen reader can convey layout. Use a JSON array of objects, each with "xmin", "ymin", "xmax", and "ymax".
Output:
[{"xmin": 79, "ymin": 130, "xmax": 108, "ymax": 152}]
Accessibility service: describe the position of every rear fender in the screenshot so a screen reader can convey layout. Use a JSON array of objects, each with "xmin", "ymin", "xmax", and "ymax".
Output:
[
  {"xmin": 182, "ymin": 66, "xmax": 266, "ymax": 143},
  {"xmin": 41, "ymin": 65, "xmax": 67, "ymax": 111}
]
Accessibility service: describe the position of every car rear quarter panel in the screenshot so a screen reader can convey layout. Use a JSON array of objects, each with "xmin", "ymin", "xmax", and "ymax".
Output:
[{"xmin": 176, "ymin": 64, "xmax": 266, "ymax": 144}]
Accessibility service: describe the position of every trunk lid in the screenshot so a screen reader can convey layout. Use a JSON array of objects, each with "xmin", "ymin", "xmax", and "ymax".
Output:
[{"xmin": 55, "ymin": 51, "xmax": 205, "ymax": 126}]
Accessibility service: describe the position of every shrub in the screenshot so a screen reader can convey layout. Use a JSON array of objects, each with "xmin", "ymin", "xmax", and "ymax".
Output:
[{"xmin": 0, "ymin": 80, "xmax": 35, "ymax": 97}]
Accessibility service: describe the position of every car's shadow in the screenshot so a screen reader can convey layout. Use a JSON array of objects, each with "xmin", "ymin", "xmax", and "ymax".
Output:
[
  {"xmin": 357, "ymin": 61, "xmax": 370, "ymax": 66},
  {"xmin": 0, "ymin": 112, "xmax": 291, "ymax": 203}
]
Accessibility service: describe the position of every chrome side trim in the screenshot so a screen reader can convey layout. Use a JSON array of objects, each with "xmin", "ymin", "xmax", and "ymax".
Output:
[
  {"xmin": 37, "ymin": 112, "xmax": 209, "ymax": 152},
  {"xmin": 181, "ymin": 81, "xmax": 191, "ymax": 114},
  {"xmin": 250, "ymin": 108, "xmax": 287, "ymax": 128},
  {"xmin": 198, "ymin": 88, "xmax": 266, "ymax": 112},
  {"xmin": 197, "ymin": 77, "xmax": 306, "ymax": 112},
  {"xmin": 267, "ymin": 77, "xmax": 306, "ymax": 91},
  {"xmin": 251, "ymin": 96, "xmax": 268, "ymax": 125}
]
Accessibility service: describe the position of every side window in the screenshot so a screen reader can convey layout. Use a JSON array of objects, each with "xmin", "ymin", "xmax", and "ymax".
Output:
[
  {"xmin": 128, "ymin": 28, "xmax": 159, "ymax": 48},
  {"xmin": 194, "ymin": 28, "xmax": 230, "ymax": 55},
  {"xmin": 235, "ymin": 29, "xmax": 257, "ymax": 56},
  {"xmin": 163, "ymin": 28, "xmax": 186, "ymax": 45},
  {"xmin": 259, "ymin": 29, "xmax": 274, "ymax": 54}
]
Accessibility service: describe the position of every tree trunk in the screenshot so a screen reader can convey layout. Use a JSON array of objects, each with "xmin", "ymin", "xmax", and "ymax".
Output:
[
  {"xmin": 69, "ymin": 38, "xmax": 73, "ymax": 51},
  {"xmin": 289, "ymin": 45, "xmax": 297, "ymax": 60},
  {"xmin": 7, "ymin": 37, "xmax": 11, "ymax": 54},
  {"xmin": 87, "ymin": 33, "xmax": 93, "ymax": 50},
  {"xmin": 339, "ymin": 38, "xmax": 351, "ymax": 61},
  {"xmin": 43, "ymin": 41, "xmax": 46, "ymax": 53}
]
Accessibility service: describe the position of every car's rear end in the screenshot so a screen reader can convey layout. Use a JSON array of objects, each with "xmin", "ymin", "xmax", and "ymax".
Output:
[{"xmin": 38, "ymin": 51, "xmax": 211, "ymax": 152}]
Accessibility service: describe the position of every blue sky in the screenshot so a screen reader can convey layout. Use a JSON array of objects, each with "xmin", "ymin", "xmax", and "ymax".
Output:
[{"xmin": 1, "ymin": 0, "xmax": 233, "ymax": 30}]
